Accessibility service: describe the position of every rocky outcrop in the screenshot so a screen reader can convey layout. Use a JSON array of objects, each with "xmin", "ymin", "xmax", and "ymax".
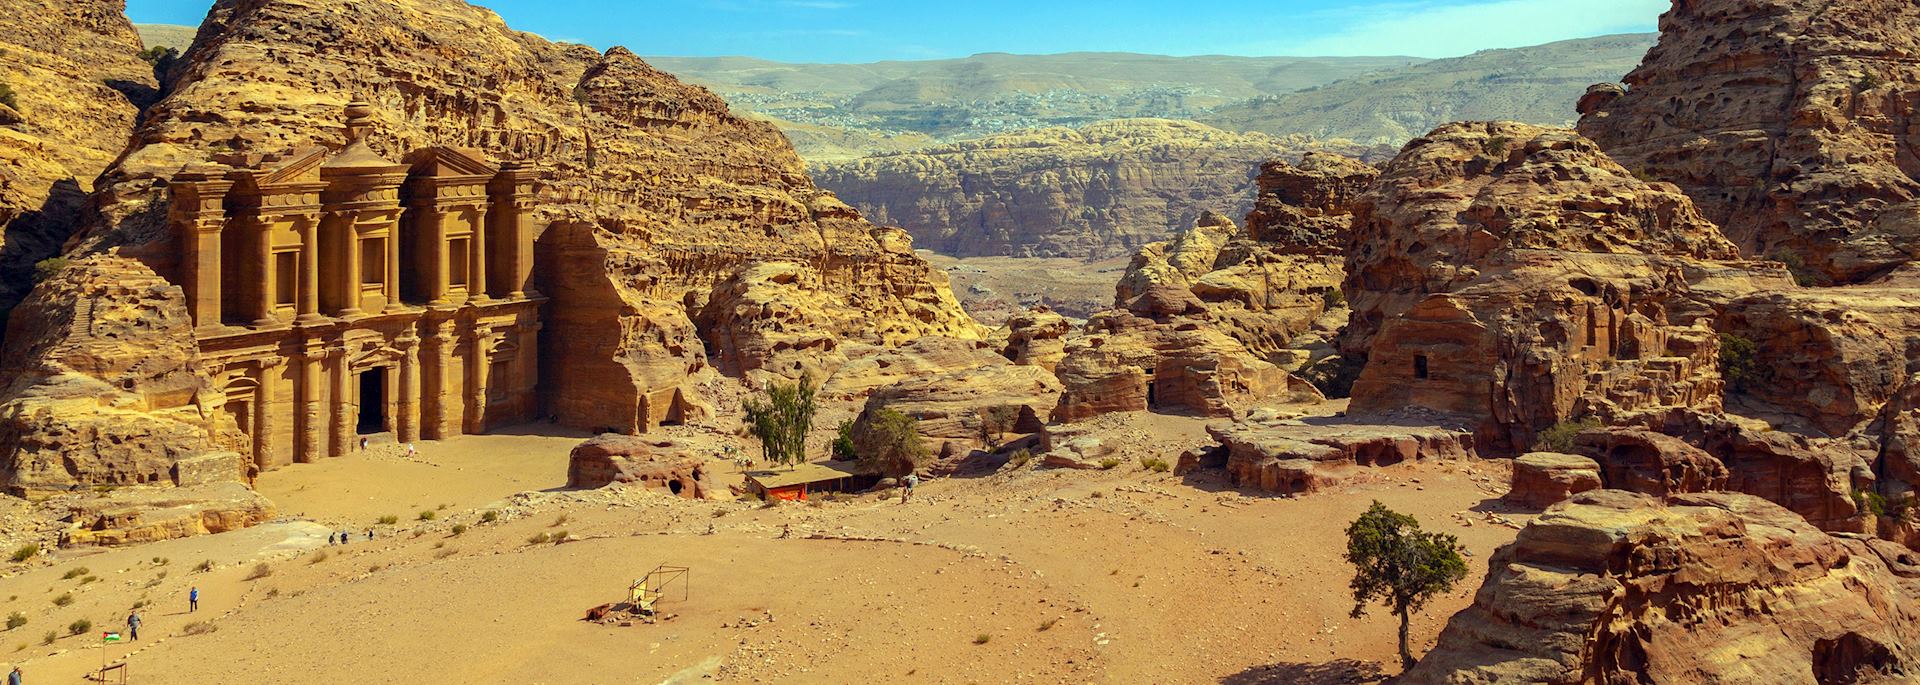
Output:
[
  {"xmin": 811, "ymin": 119, "xmax": 1348, "ymax": 259},
  {"xmin": 1210, "ymin": 413, "xmax": 1475, "ymax": 495},
  {"xmin": 851, "ymin": 338, "xmax": 1061, "ymax": 462},
  {"xmin": 0, "ymin": 0, "xmax": 157, "ymax": 334},
  {"xmin": 15, "ymin": 0, "xmax": 980, "ymax": 443},
  {"xmin": 1571, "ymin": 428, "xmax": 1729, "ymax": 497},
  {"xmin": 565, "ymin": 434, "xmax": 720, "ymax": 498},
  {"xmin": 0, "ymin": 255, "xmax": 242, "ymax": 496},
  {"xmin": 61, "ymin": 482, "xmax": 275, "ymax": 546},
  {"xmin": 1111, "ymin": 153, "xmax": 1373, "ymax": 366},
  {"xmin": 1343, "ymin": 122, "xmax": 1749, "ymax": 452},
  {"xmin": 1404, "ymin": 491, "xmax": 1920, "ymax": 684},
  {"xmin": 1718, "ymin": 284, "xmax": 1920, "ymax": 436},
  {"xmin": 1051, "ymin": 303, "xmax": 1320, "ymax": 423},
  {"xmin": 1504, "ymin": 452, "xmax": 1602, "ymax": 509},
  {"xmin": 1578, "ymin": 0, "xmax": 1920, "ymax": 285},
  {"xmin": 997, "ymin": 308, "xmax": 1070, "ymax": 372}
]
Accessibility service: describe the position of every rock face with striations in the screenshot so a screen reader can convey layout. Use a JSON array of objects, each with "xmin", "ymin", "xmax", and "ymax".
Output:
[
  {"xmin": 1113, "ymin": 153, "xmax": 1374, "ymax": 365},
  {"xmin": 1343, "ymin": 122, "xmax": 1750, "ymax": 452},
  {"xmin": 0, "ymin": 255, "xmax": 244, "ymax": 496},
  {"xmin": 32, "ymin": 0, "xmax": 981, "ymax": 442},
  {"xmin": 1404, "ymin": 491, "xmax": 1920, "ymax": 684},
  {"xmin": 0, "ymin": 0, "xmax": 157, "ymax": 334},
  {"xmin": 1577, "ymin": 0, "xmax": 1920, "ymax": 285},
  {"xmin": 811, "ymin": 119, "xmax": 1355, "ymax": 259}
]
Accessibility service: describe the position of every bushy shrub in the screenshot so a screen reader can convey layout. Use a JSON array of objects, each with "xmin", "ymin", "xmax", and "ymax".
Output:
[
  {"xmin": 417, "ymin": 510, "xmax": 436, "ymax": 522},
  {"xmin": 832, "ymin": 419, "xmax": 858, "ymax": 461},
  {"xmin": 479, "ymin": 511, "xmax": 499, "ymax": 524},
  {"xmin": 376, "ymin": 515, "xmax": 399, "ymax": 525},
  {"xmin": 1007, "ymin": 449, "xmax": 1034, "ymax": 468},
  {"xmin": 50, "ymin": 593, "xmax": 71, "ymax": 607},
  {"xmin": 5, "ymin": 612, "xmax": 25, "ymax": 631},
  {"xmin": 244, "ymin": 563, "xmax": 272, "ymax": 581},
  {"xmin": 1097, "ymin": 457, "xmax": 1122, "ymax": 470},
  {"xmin": 1532, "ymin": 418, "xmax": 1600, "ymax": 454},
  {"xmin": 61, "ymin": 567, "xmax": 88, "ymax": 580},
  {"xmin": 1321, "ymin": 288, "xmax": 1346, "ymax": 309},
  {"xmin": 67, "ymin": 619, "xmax": 90, "ymax": 636},
  {"xmin": 743, "ymin": 377, "xmax": 818, "ymax": 467},
  {"xmin": 9, "ymin": 543, "xmax": 38, "ymax": 563},
  {"xmin": 31, "ymin": 257, "xmax": 67, "ymax": 284},
  {"xmin": 0, "ymin": 81, "xmax": 16, "ymax": 111},
  {"xmin": 1719, "ymin": 333, "xmax": 1759, "ymax": 392},
  {"xmin": 1139, "ymin": 456, "xmax": 1171, "ymax": 473}
]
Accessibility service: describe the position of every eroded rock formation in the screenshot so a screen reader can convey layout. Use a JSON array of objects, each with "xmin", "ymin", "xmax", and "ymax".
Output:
[
  {"xmin": 1343, "ymin": 122, "xmax": 1749, "ymax": 452},
  {"xmin": 1405, "ymin": 491, "xmax": 1920, "ymax": 684},
  {"xmin": 1052, "ymin": 299, "xmax": 1320, "ymax": 423},
  {"xmin": 0, "ymin": 255, "xmax": 242, "ymax": 495},
  {"xmin": 840, "ymin": 337, "xmax": 1060, "ymax": 464},
  {"xmin": 811, "ymin": 119, "xmax": 1351, "ymax": 259},
  {"xmin": 1211, "ymin": 414, "xmax": 1474, "ymax": 495},
  {"xmin": 565, "ymin": 433, "xmax": 720, "ymax": 498},
  {"xmin": 1578, "ymin": 0, "xmax": 1920, "ymax": 285},
  {"xmin": 1504, "ymin": 452, "xmax": 1601, "ymax": 509},
  {"xmin": 0, "ymin": 0, "xmax": 157, "ymax": 332}
]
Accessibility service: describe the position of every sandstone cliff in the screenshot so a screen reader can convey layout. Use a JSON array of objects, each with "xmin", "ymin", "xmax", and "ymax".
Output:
[
  {"xmin": 1578, "ymin": 0, "xmax": 1920, "ymax": 285},
  {"xmin": 0, "ymin": 0, "xmax": 156, "ymax": 338},
  {"xmin": 1342, "ymin": 122, "xmax": 1751, "ymax": 452},
  {"xmin": 810, "ymin": 119, "xmax": 1367, "ymax": 259},
  {"xmin": 0, "ymin": 254, "xmax": 241, "ymax": 495},
  {"xmin": 38, "ymin": 0, "xmax": 981, "ymax": 437},
  {"xmin": 1405, "ymin": 491, "xmax": 1920, "ymax": 684}
]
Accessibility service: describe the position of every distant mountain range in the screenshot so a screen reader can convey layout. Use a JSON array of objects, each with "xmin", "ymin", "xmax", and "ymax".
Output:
[{"xmin": 139, "ymin": 24, "xmax": 1653, "ymax": 160}]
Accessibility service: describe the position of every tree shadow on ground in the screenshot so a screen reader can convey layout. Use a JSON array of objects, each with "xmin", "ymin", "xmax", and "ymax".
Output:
[{"xmin": 1219, "ymin": 659, "xmax": 1388, "ymax": 685}]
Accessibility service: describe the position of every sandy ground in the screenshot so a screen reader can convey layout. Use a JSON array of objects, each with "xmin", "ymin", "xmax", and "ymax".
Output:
[{"xmin": 0, "ymin": 413, "xmax": 1529, "ymax": 684}]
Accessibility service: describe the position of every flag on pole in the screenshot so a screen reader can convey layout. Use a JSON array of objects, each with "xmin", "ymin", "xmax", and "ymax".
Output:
[{"xmin": 101, "ymin": 631, "xmax": 123, "ymax": 643}]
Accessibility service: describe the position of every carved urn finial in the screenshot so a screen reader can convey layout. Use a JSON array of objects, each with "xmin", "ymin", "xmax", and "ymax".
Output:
[{"xmin": 343, "ymin": 95, "xmax": 375, "ymax": 143}]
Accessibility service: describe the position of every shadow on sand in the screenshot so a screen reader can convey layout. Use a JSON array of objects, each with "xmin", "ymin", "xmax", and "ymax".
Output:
[{"xmin": 1218, "ymin": 659, "xmax": 1388, "ymax": 685}]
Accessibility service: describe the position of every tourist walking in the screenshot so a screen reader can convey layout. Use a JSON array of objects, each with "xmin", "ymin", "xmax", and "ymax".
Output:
[
  {"xmin": 126, "ymin": 610, "xmax": 142, "ymax": 641},
  {"xmin": 9, "ymin": 665, "xmax": 21, "ymax": 685},
  {"xmin": 189, "ymin": 586, "xmax": 199, "ymax": 613},
  {"xmin": 365, "ymin": 528, "xmax": 374, "ymax": 541},
  {"xmin": 405, "ymin": 443, "xmax": 417, "ymax": 459},
  {"xmin": 900, "ymin": 473, "xmax": 920, "ymax": 503}
]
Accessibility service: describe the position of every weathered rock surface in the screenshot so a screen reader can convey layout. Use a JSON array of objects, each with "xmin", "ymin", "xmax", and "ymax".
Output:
[
  {"xmin": 1052, "ymin": 303, "xmax": 1320, "ymax": 423},
  {"xmin": 811, "ymin": 119, "xmax": 1350, "ymax": 259},
  {"xmin": 1344, "ymin": 122, "xmax": 1749, "ymax": 452},
  {"xmin": 17, "ymin": 0, "xmax": 980, "ymax": 443},
  {"xmin": 565, "ymin": 433, "xmax": 720, "ymax": 499},
  {"xmin": 1210, "ymin": 414, "xmax": 1475, "ymax": 495},
  {"xmin": 1718, "ymin": 284, "xmax": 1920, "ymax": 436},
  {"xmin": 855, "ymin": 345, "xmax": 1061, "ymax": 462},
  {"xmin": 1505, "ymin": 452, "xmax": 1601, "ymax": 509},
  {"xmin": 997, "ymin": 308, "xmax": 1070, "ymax": 373},
  {"xmin": 1404, "ymin": 491, "xmax": 1920, "ymax": 684},
  {"xmin": 1578, "ymin": 0, "xmax": 1920, "ymax": 284},
  {"xmin": 1571, "ymin": 428, "xmax": 1729, "ymax": 497},
  {"xmin": 0, "ymin": 0, "xmax": 157, "ymax": 330},
  {"xmin": 0, "ymin": 255, "xmax": 242, "ymax": 496},
  {"xmin": 61, "ymin": 482, "xmax": 275, "ymax": 546}
]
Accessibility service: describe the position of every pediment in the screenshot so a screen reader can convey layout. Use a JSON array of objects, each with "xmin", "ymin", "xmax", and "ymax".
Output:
[{"xmin": 405, "ymin": 147, "xmax": 498, "ymax": 178}]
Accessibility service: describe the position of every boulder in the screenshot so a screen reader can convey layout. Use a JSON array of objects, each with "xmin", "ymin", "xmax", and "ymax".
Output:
[
  {"xmin": 565, "ymin": 434, "xmax": 718, "ymax": 499},
  {"xmin": 1053, "ymin": 311, "xmax": 1317, "ymax": 423},
  {"xmin": 1571, "ymin": 428, "xmax": 1729, "ymax": 497},
  {"xmin": 61, "ymin": 482, "xmax": 276, "ymax": 546},
  {"xmin": 1404, "ymin": 491, "xmax": 1920, "ymax": 684},
  {"xmin": 1208, "ymin": 415, "xmax": 1475, "ymax": 495},
  {"xmin": 1505, "ymin": 453, "xmax": 1602, "ymax": 509}
]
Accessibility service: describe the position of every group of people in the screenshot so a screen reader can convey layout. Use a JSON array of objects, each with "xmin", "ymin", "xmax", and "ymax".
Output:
[
  {"xmin": 328, "ymin": 530, "xmax": 373, "ymax": 545},
  {"xmin": 356, "ymin": 437, "xmax": 419, "ymax": 459}
]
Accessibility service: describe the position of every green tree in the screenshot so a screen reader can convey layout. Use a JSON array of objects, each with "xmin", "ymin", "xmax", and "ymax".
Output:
[
  {"xmin": 851, "ymin": 407, "xmax": 928, "ymax": 477},
  {"xmin": 831, "ymin": 419, "xmax": 858, "ymax": 461},
  {"xmin": 1345, "ymin": 501, "xmax": 1469, "ymax": 670},
  {"xmin": 1719, "ymin": 332, "xmax": 1758, "ymax": 392},
  {"xmin": 743, "ymin": 376, "xmax": 818, "ymax": 467}
]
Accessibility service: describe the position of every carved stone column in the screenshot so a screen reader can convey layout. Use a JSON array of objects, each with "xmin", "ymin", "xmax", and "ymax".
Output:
[
  {"xmin": 296, "ymin": 339, "xmax": 327, "ymax": 462},
  {"xmin": 489, "ymin": 163, "xmax": 540, "ymax": 299},
  {"xmin": 421, "ymin": 318, "xmax": 456, "ymax": 440},
  {"xmin": 396, "ymin": 333, "xmax": 420, "ymax": 443},
  {"xmin": 328, "ymin": 342, "xmax": 353, "ymax": 457},
  {"xmin": 254, "ymin": 357, "xmax": 285, "ymax": 469},
  {"xmin": 339, "ymin": 215, "xmax": 364, "ymax": 317},
  {"xmin": 171, "ymin": 169, "xmax": 233, "ymax": 330},
  {"xmin": 465, "ymin": 328, "xmax": 494, "ymax": 434},
  {"xmin": 385, "ymin": 223, "xmax": 402, "ymax": 312},
  {"xmin": 296, "ymin": 217, "xmax": 323, "ymax": 324}
]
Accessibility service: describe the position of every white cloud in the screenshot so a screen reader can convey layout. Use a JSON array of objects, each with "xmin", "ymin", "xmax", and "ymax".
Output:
[{"xmin": 1261, "ymin": 0, "xmax": 1667, "ymax": 58}]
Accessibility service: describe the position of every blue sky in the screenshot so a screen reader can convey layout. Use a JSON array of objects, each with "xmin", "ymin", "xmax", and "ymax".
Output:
[{"xmin": 126, "ymin": 0, "xmax": 1668, "ymax": 63}]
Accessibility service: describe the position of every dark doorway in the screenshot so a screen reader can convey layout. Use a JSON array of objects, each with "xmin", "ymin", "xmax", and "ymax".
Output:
[
  {"xmin": 1413, "ymin": 355, "xmax": 1430, "ymax": 380},
  {"xmin": 357, "ymin": 369, "xmax": 386, "ymax": 434},
  {"xmin": 1145, "ymin": 381, "xmax": 1157, "ymax": 407}
]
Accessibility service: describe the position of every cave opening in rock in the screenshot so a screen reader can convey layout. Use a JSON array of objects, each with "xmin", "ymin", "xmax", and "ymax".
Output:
[{"xmin": 1414, "ymin": 355, "xmax": 1430, "ymax": 380}]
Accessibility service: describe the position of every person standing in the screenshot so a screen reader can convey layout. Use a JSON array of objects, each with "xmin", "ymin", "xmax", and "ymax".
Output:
[
  {"xmin": 900, "ymin": 473, "xmax": 920, "ymax": 503},
  {"xmin": 189, "ymin": 586, "xmax": 199, "ymax": 613},
  {"xmin": 8, "ymin": 665, "xmax": 21, "ymax": 685},
  {"xmin": 126, "ymin": 610, "xmax": 142, "ymax": 641}
]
